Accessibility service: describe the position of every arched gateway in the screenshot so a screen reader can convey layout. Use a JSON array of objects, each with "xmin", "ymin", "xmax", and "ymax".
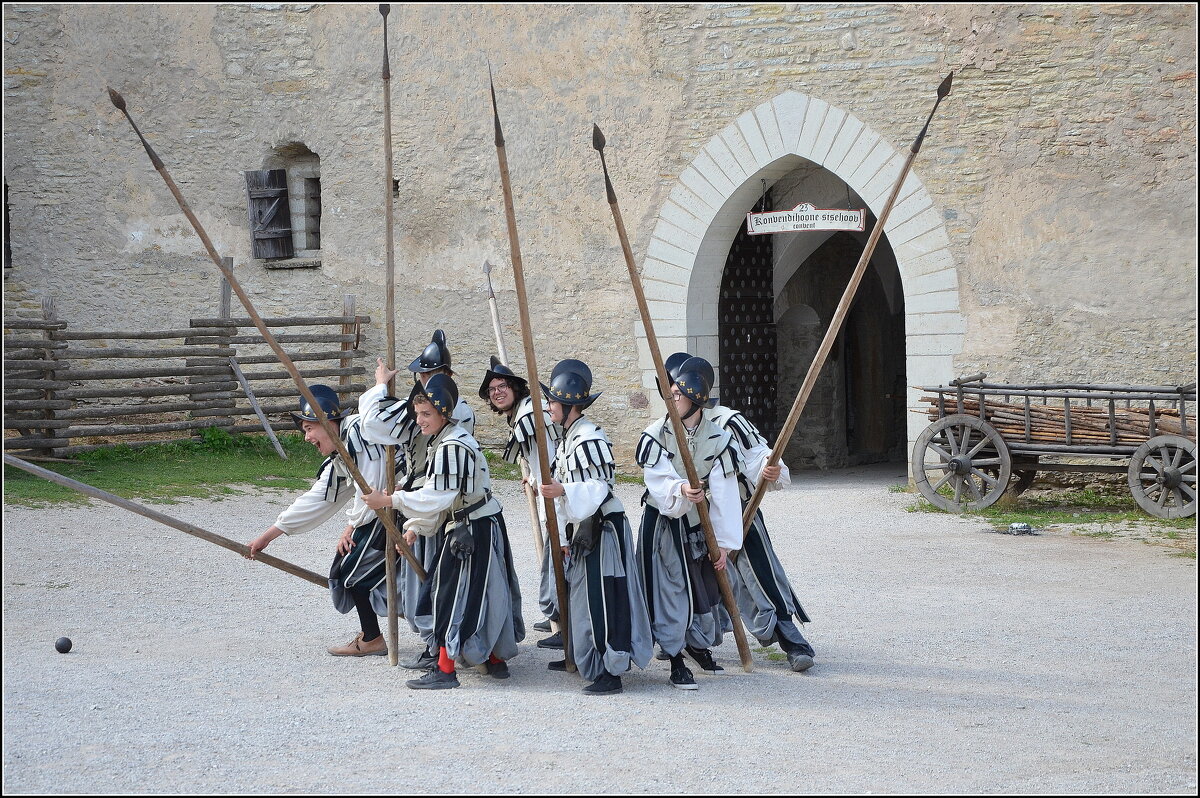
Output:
[{"xmin": 638, "ymin": 90, "xmax": 964, "ymax": 468}]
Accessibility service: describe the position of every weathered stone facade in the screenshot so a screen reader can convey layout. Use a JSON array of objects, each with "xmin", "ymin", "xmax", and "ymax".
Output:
[{"xmin": 3, "ymin": 3, "xmax": 1196, "ymax": 466}]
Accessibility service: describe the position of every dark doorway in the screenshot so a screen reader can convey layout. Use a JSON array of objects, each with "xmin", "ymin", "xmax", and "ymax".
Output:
[
  {"xmin": 775, "ymin": 228, "xmax": 907, "ymax": 468},
  {"xmin": 717, "ymin": 193, "xmax": 780, "ymax": 439}
]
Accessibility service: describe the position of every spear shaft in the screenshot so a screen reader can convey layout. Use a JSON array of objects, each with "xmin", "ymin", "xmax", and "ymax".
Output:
[
  {"xmin": 740, "ymin": 73, "xmax": 954, "ymax": 535},
  {"xmin": 5, "ymin": 454, "xmax": 328, "ymax": 588},
  {"xmin": 484, "ymin": 259, "xmax": 546, "ymax": 562},
  {"xmin": 107, "ymin": 87, "xmax": 425, "ymax": 581},
  {"xmin": 490, "ymin": 74, "xmax": 574, "ymax": 672},
  {"xmin": 593, "ymin": 125, "xmax": 754, "ymax": 673},
  {"xmin": 379, "ymin": 3, "xmax": 400, "ymax": 666}
]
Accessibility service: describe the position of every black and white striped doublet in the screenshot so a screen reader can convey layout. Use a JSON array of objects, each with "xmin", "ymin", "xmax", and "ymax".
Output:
[{"xmin": 427, "ymin": 439, "xmax": 477, "ymax": 494}]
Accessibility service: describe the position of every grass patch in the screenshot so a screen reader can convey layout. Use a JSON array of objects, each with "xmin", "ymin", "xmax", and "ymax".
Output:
[
  {"xmin": 908, "ymin": 487, "xmax": 1194, "ymax": 531},
  {"xmin": 907, "ymin": 485, "xmax": 1196, "ymax": 557},
  {"xmin": 889, "ymin": 483, "xmax": 911, "ymax": 494},
  {"xmin": 4, "ymin": 429, "xmax": 325, "ymax": 507}
]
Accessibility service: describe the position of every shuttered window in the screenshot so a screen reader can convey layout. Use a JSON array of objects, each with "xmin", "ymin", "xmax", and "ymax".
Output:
[{"xmin": 244, "ymin": 169, "xmax": 295, "ymax": 260}]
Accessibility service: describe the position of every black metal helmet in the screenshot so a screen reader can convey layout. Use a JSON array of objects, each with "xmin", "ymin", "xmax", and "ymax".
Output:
[
  {"xmin": 673, "ymin": 356, "xmax": 715, "ymax": 409},
  {"xmin": 478, "ymin": 355, "xmax": 529, "ymax": 400},
  {"xmin": 409, "ymin": 329, "xmax": 452, "ymax": 374},
  {"xmin": 540, "ymin": 358, "xmax": 601, "ymax": 409},
  {"xmin": 657, "ymin": 351, "xmax": 693, "ymax": 400},
  {"xmin": 415, "ymin": 373, "xmax": 459, "ymax": 420},
  {"xmin": 291, "ymin": 384, "xmax": 352, "ymax": 429}
]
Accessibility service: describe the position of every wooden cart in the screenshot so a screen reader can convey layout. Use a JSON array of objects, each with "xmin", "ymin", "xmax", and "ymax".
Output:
[{"xmin": 911, "ymin": 375, "xmax": 1197, "ymax": 519}]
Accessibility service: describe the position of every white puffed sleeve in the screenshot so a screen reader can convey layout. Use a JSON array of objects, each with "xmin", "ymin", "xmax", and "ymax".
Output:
[
  {"xmin": 706, "ymin": 459, "xmax": 743, "ymax": 551},
  {"xmin": 391, "ymin": 482, "xmax": 459, "ymax": 521},
  {"xmin": 643, "ymin": 454, "xmax": 690, "ymax": 518},
  {"xmin": 358, "ymin": 383, "xmax": 415, "ymax": 447},
  {"xmin": 274, "ymin": 462, "xmax": 352, "ymax": 535},
  {"xmin": 556, "ymin": 480, "xmax": 610, "ymax": 525},
  {"xmin": 742, "ymin": 441, "xmax": 791, "ymax": 492}
]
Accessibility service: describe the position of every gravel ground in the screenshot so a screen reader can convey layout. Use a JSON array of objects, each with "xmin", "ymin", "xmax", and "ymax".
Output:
[{"xmin": 3, "ymin": 464, "xmax": 1196, "ymax": 794}]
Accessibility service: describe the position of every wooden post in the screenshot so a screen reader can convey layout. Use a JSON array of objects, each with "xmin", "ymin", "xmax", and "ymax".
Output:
[
  {"xmin": 229, "ymin": 357, "xmax": 288, "ymax": 459},
  {"xmin": 41, "ymin": 296, "xmax": 66, "ymax": 456},
  {"xmin": 339, "ymin": 295, "xmax": 356, "ymax": 394}
]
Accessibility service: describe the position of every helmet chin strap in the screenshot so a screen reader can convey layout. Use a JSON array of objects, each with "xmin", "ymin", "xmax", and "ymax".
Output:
[{"xmin": 681, "ymin": 401, "xmax": 702, "ymax": 423}]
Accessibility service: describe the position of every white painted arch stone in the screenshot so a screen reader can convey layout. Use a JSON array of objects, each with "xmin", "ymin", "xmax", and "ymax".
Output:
[{"xmin": 640, "ymin": 90, "xmax": 965, "ymax": 457}]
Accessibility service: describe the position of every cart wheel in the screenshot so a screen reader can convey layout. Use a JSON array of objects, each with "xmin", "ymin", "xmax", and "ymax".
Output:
[
  {"xmin": 1128, "ymin": 435, "xmax": 1197, "ymax": 519},
  {"xmin": 912, "ymin": 414, "xmax": 1013, "ymax": 512}
]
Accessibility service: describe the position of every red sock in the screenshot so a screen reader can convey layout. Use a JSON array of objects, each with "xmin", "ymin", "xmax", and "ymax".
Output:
[
  {"xmin": 438, "ymin": 646, "xmax": 455, "ymax": 674},
  {"xmin": 488, "ymin": 653, "xmax": 503, "ymax": 665}
]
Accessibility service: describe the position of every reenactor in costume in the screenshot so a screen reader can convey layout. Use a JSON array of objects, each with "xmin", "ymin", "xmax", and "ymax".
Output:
[
  {"xmin": 247, "ymin": 385, "xmax": 395, "ymax": 657},
  {"xmin": 536, "ymin": 360, "xmax": 653, "ymax": 695},
  {"xmin": 635, "ymin": 356, "xmax": 742, "ymax": 690},
  {"xmin": 363, "ymin": 374, "xmax": 524, "ymax": 690},
  {"xmin": 358, "ymin": 330, "xmax": 475, "ymax": 670},
  {"xmin": 478, "ymin": 357, "xmax": 563, "ymax": 644},
  {"xmin": 664, "ymin": 352, "xmax": 816, "ymax": 672}
]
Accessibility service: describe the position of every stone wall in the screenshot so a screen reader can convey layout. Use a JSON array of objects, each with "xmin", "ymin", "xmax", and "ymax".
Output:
[{"xmin": 4, "ymin": 3, "xmax": 1196, "ymax": 464}]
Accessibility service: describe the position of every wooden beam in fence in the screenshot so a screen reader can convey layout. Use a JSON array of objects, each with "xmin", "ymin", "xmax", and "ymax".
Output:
[
  {"xmin": 50, "ymin": 398, "xmax": 237, "ymax": 419},
  {"xmin": 57, "ymin": 382, "xmax": 240, "ymax": 400},
  {"xmin": 57, "ymin": 365, "xmax": 232, "ymax": 381},
  {"xmin": 2, "ymin": 319, "xmax": 68, "ymax": 330},
  {"xmin": 235, "ymin": 365, "xmax": 361, "ymax": 382},
  {"xmin": 61, "ymin": 346, "xmax": 235, "ymax": 360},
  {"xmin": 54, "ymin": 328, "xmax": 230, "ymax": 340},
  {"xmin": 185, "ymin": 333, "xmax": 357, "ymax": 346},
  {"xmin": 5, "ymin": 418, "xmax": 235, "ymax": 446},
  {"xmin": 3, "ymin": 337, "xmax": 67, "ymax": 349},
  {"xmin": 190, "ymin": 315, "xmax": 371, "ymax": 328},
  {"xmin": 184, "ymin": 348, "xmax": 368, "ymax": 367},
  {"xmin": 239, "ymin": 383, "xmax": 367, "ymax": 399}
]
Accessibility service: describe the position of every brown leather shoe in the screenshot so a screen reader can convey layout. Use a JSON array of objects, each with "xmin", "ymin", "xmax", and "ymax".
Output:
[{"xmin": 327, "ymin": 633, "xmax": 388, "ymax": 657}]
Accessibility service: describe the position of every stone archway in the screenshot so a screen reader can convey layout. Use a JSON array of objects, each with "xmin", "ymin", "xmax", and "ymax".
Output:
[{"xmin": 638, "ymin": 90, "xmax": 963, "ymax": 459}]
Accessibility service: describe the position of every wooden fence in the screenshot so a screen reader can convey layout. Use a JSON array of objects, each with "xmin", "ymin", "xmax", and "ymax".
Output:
[{"xmin": 3, "ymin": 283, "xmax": 370, "ymax": 459}]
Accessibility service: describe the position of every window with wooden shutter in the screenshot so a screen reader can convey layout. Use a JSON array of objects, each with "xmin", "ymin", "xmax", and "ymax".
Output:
[{"xmin": 244, "ymin": 169, "xmax": 294, "ymax": 260}]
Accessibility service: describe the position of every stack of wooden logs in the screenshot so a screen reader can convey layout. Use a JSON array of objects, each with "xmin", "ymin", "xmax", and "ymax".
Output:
[{"xmin": 921, "ymin": 395, "xmax": 1195, "ymax": 446}]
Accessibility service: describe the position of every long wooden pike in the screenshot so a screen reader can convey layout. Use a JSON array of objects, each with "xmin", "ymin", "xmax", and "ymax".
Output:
[
  {"xmin": 379, "ymin": 3, "xmax": 400, "ymax": 666},
  {"xmin": 4, "ymin": 454, "xmax": 327, "ymax": 588},
  {"xmin": 484, "ymin": 258, "xmax": 546, "ymax": 563},
  {"xmin": 489, "ymin": 71, "xmax": 574, "ymax": 672},
  {"xmin": 592, "ymin": 124, "xmax": 754, "ymax": 673},
  {"xmin": 106, "ymin": 87, "xmax": 425, "ymax": 581},
  {"xmin": 740, "ymin": 73, "xmax": 954, "ymax": 535}
]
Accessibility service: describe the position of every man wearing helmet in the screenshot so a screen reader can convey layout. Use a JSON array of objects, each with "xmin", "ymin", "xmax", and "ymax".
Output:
[
  {"xmin": 246, "ymin": 384, "xmax": 396, "ymax": 658},
  {"xmin": 357, "ymin": 330, "xmax": 475, "ymax": 670},
  {"xmin": 535, "ymin": 359, "xmax": 653, "ymax": 695},
  {"xmin": 479, "ymin": 356, "xmax": 563, "ymax": 646},
  {"xmin": 363, "ymin": 373, "xmax": 524, "ymax": 690},
  {"xmin": 663, "ymin": 352, "xmax": 816, "ymax": 673},
  {"xmin": 635, "ymin": 356, "xmax": 743, "ymax": 690}
]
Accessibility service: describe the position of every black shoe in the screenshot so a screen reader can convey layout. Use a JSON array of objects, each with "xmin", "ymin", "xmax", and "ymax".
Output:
[
  {"xmin": 669, "ymin": 663, "xmax": 698, "ymax": 690},
  {"xmin": 400, "ymin": 648, "xmax": 438, "ymax": 671},
  {"xmin": 406, "ymin": 669, "xmax": 459, "ymax": 690},
  {"xmin": 485, "ymin": 660, "xmax": 511, "ymax": 679},
  {"xmin": 655, "ymin": 647, "xmax": 670, "ymax": 661},
  {"xmin": 583, "ymin": 672, "xmax": 623, "ymax": 695},
  {"xmin": 684, "ymin": 646, "xmax": 724, "ymax": 675},
  {"xmin": 787, "ymin": 651, "xmax": 815, "ymax": 672},
  {"xmin": 536, "ymin": 632, "xmax": 564, "ymax": 650},
  {"xmin": 547, "ymin": 659, "xmax": 568, "ymax": 672},
  {"xmin": 532, "ymin": 619, "xmax": 553, "ymax": 633}
]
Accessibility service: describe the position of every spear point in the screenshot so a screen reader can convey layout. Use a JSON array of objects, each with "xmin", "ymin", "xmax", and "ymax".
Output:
[
  {"xmin": 107, "ymin": 87, "xmax": 126, "ymax": 111},
  {"xmin": 379, "ymin": 4, "xmax": 389, "ymax": 16},
  {"xmin": 592, "ymin": 124, "xmax": 616, "ymax": 204},
  {"xmin": 938, "ymin": 71, "xmax": 953, "ymax": 98},
  {"xmin": 489, "ymin": 64, "xmax": 504, "ymax": 147}
]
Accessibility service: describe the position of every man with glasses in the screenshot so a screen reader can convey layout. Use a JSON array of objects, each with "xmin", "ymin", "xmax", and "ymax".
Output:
[{"xmin": 479, "ymin": 356, "xmax": 563, "ymax": 647}]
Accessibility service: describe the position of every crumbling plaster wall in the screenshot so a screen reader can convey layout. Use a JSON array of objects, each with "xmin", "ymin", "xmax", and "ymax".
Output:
[{"xmin": 4, "ymin": 3, "xmax": 1196, "ymax": 462}]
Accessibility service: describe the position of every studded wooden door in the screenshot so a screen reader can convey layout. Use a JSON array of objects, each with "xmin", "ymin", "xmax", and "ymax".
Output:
[{"xmin": 718, "ymin": 194, "xmax": 779, "ymax": 439}]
